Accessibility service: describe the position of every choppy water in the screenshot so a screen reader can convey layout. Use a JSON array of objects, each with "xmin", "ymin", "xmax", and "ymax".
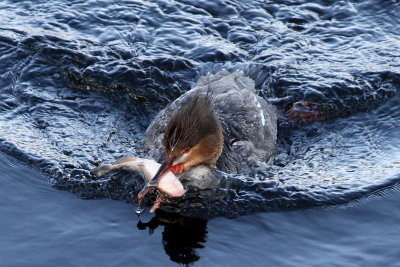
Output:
[{"xmin": 0, "ymin": 0, "xmax": 400, "ymax": 264}]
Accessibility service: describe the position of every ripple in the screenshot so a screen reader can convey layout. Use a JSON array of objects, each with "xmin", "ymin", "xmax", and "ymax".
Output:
[{"xmin": 0, "ymin": 0, "xmax": 399, "ymax": 218}]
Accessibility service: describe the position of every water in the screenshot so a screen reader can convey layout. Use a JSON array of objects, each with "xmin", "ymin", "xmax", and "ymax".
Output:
[
  {"xmin": 1, "ymin": 154, "xmax": 399, "ymax": 266},
  {"xmin": 1, "ymin": 0, "xmax": 400, "ymax": 265}
]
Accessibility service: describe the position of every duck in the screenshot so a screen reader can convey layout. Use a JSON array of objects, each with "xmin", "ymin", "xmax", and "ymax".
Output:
[
  {"xmin": 92, "ymin": 70, "xmax": 318, "ymax": 211},
  {"xmin": 145, "ymin": 70, "xmax": 277, "ymax": 172}
]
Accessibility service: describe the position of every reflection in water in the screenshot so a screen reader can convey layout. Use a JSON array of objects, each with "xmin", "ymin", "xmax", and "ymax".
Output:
[{"xmin": 137, "ymin": 210, "xmax": 208, "ymax": 265}]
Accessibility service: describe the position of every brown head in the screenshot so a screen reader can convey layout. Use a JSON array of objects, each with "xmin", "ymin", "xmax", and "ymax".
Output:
[{"xmin": 150, "ymin": 92, "xmax": 224, "ymax": 183}]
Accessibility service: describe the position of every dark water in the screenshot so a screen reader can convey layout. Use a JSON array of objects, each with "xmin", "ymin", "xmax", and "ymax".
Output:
[
  {"xmin": 2, "ymin": 153, "xmax": 400, "ymax": 266},
  {"xmin": 1, "ymin": 0, "xmax": 400, "ymax": 265}
]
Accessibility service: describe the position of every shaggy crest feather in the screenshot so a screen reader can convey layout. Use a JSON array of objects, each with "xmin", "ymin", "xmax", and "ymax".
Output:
[{"xmin": 163, "ymin": 92, "xmax": 220, "ymax": 155}]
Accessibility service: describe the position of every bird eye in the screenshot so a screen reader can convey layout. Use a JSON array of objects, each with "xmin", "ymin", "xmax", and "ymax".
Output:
[{"xmin": 183, "ymin": 147, "xmax": 191, "ymax": 153}]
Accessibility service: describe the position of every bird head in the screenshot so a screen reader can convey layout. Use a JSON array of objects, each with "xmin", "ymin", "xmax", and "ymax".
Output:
[{"xmin": 150, "ymin": 93, "xmax": 223, "ymax": 184}]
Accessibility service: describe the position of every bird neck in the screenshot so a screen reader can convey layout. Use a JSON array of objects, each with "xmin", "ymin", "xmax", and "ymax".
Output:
[{"xmin": 194, "ymin": 128, "xmax": 224, "ymax": 167}]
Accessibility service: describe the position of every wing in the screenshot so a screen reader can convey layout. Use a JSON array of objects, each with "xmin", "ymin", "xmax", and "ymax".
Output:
[{"xmin": 213, "ymin": 88, "xmax": 277, "ymax": 173}]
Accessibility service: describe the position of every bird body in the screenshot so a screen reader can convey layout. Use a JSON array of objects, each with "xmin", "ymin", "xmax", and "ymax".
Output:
[{"xmin": 144, "ymin": 70, "xmax": 278, "ymax": 175}]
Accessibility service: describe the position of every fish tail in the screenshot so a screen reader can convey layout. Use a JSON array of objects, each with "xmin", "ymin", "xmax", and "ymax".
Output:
[{"xmin": 90, "ymin": 164, "xmax": 113, "ymax": 178}]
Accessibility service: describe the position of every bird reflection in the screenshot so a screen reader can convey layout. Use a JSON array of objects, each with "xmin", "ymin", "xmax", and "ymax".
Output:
[{"xmin": 137, "ymin": 210, "xmax": 208, "ymax": 265}]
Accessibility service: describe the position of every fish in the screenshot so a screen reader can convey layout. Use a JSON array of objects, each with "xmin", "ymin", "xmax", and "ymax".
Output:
[{"xmin": 90, "ymin": 157, "xmax": 186, "ymax": 211}]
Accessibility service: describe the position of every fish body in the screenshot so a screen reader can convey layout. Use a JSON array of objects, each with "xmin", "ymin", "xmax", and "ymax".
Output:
[{"xmin": 91, "ymin": 157, "xmax": 186, "ymax": 199}]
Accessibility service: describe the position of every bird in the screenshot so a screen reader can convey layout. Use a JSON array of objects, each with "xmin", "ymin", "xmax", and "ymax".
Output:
[
  {"xmin": 91, "ymin": 70, "xmax": 277, "ymax": 209},
  {"xmin": 139, "ymin": 70, "xmax": 278, "ymax": 199},
  {"xmin": 92, "ymin": 70, "xmax": 323, "ymax": 211}
]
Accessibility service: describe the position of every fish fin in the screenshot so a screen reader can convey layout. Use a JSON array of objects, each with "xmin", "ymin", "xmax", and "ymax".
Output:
[
  {"xmin": 137, "ymin": 185, "xmax": 156, "ymax": 200},
  {"xmin": 150, "ymin": 198, "xmax": 163, "ymax": 213}
]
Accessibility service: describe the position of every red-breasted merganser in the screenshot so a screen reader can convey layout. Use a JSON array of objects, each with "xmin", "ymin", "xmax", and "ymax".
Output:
[
  {"xmin": 145, "ymin": 70, "xmax": 277, "ymax": 173},
  {"xmin": 92, "ymin": 70, "xmax": 321, "ymax": 211}
]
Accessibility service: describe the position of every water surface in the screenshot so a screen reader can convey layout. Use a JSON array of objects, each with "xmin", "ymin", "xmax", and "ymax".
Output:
[
  {"xmin": 1, "ymin": 154, "xmax": 399, "ymax": 266},
  {"xmin": 1, "ymin": 0, "xmax": 400, "ymax": 265}
]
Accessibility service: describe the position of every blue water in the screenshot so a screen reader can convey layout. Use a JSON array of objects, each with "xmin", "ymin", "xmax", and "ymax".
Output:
[
  {"xmin": 1, "ymin": 0, "xmax": 400, "ymax": 265},
  {"xmin": 2, "ymin": 154, "xmax": 399, "ymax": 266}
]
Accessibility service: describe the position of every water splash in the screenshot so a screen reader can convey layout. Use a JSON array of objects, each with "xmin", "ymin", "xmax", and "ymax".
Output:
[
  {"xmin": 0, "ymin": 0, "xmax": 399, "ymax": 218},
  {"xmin": 135, "ymin": 199, "xmax": 146, "ymax": 215}
]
